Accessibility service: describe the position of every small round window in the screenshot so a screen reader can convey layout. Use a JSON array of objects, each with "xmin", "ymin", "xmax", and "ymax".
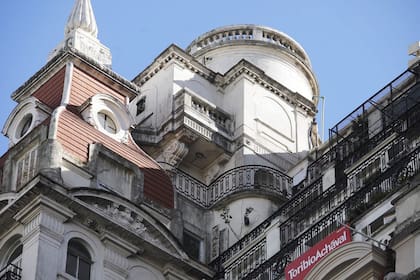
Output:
[
  {"xmin": 16, "ymin": 114, "xmax": 33, "ymax": 138},
  {"xmin": 97, "ymin": 112, "xmax": 117, "ymax": 134}
]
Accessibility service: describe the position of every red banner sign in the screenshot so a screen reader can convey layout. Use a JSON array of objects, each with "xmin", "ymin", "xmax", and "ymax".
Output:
[{"xmin": 285, "ymin": 226, "xmax": 352, "ymax": 280}]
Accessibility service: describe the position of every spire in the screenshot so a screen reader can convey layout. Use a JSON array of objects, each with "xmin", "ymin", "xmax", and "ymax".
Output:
[
  {"xmin": 65, "ymin": 0, "xmax": 98, "ymax": 38},
  {"xmin": 48, "ymin": 0, "xmax": 112, "ymax": 68}
]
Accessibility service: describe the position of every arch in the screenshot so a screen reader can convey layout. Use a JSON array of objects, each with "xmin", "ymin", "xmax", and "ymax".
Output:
[
  {"xmin": 0, "ymin": 234, "xmax": 23, "ymax": 269},
  {"xmin": 2, "ymin": 97, "xmax": 51, "ymax": 146},
  {"xmin": 65, "ymin": 238, "xmax": 92, "ymax": 280},
  {"xmin": 128, "ymin": 265, "xmax": 164, "ymax": 280},
  {"xmin": 255, "ymin": 95, "xmax": 294, "ymax": 141},
  {"xmin": 61, "ymin": 231, "xmax": 101, "ymax": 280},
  {"xmin": 304, "ymin": 241, "xmax": 387, "ymax": 280}
]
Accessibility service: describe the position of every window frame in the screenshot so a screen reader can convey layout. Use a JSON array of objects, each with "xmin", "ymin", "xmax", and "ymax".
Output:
[{"xmin": 65, "ymin": 239, "xmax": 92, "ymax": 280}]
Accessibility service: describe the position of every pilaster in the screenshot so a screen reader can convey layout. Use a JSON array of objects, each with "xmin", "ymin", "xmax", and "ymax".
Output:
[
  {"xmin": 14, "ymin": 196, "xmax": 75, "ymax": 280},
  {"xmin": 101, "ymin": 233, "xmax": 138, "ymax": 280}
]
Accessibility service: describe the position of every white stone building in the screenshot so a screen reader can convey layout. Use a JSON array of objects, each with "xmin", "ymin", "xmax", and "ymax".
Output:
[{"xmin": 0, "ymin": 0, "xmax": 419, "ymax": 279}]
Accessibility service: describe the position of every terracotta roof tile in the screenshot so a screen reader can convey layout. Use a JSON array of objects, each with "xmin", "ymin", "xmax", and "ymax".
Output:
[{"xmin": 57, "ymin": 109, "xmax": 174, "ymax": 208}]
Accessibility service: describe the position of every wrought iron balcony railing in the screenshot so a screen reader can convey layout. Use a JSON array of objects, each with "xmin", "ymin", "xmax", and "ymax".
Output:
[
  {"xmin": 241, "ymin": 144, "xmax": 420, "ymax": 280},
  {"xmin": 209, "ymin": 67, "xmax": 420, "ymax": 279},
  {"xmin": 0, "ymin": 264, "xmax": 22, "ymax": 280},
  {"xmin": 172, "ymin": 165, "xmax": 292, "ymax": 209}
]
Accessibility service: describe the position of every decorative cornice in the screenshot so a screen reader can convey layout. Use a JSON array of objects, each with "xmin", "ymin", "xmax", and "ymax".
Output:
[
  {"xmin": 222, "ymin": 59, "xmax": 317, "ymax": 113},
  {"xmin": 132, "ymin": 46, "xmax": 316, "ymax": 114},
  {"xmin": 132, "ymin": 44, "xmax": 220, "ymax": 86}
]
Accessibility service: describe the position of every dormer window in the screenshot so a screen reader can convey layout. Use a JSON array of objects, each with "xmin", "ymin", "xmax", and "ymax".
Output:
[
  {"xmin": 80, "ymin": 94, "xmax": 134, "ymax": 143},
  {"xmin": 97, "ymin": 112, "xmax": 117, "ymax": 134},
  {"xmin": 3, "ymin": 97, "xmax": 50, "ymax": 146}
]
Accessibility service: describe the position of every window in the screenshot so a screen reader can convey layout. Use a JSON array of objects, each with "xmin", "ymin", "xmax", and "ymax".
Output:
[
  {"xmin": 17, "ymin": 114, "xmax": 33, "ymax": 138},
  {"xmin": 0, "ymin": 244, "xmax": 23, "ymax": 278},
  {"xmin": 66, "ymin": 240, "xmax": 91, "ymax": 280},
  {"xmin": 15, "ymin": 146, "xmax": 38, "ymax": 190},
  {"xmin": 97, "ymin": 112, "xmax": 117, "ymax": 134},
  {"xmin": 136, "ymin": 97, "xmax": 146, "ymax": 116},
  {"xmin": 219, "ymin": 228, "xmax": 229, "ymax": 254},
  {"xmin": 183, "ymin": 231, "xmax": 201, "ymax": 261},
  {"xmin": 7, "ymin": 245, "xmax": 22, "ymax": 267}
]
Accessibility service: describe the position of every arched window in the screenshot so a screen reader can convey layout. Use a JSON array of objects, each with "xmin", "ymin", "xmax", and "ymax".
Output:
[
  {"xmin": 65, "ymin": 240, "xmax": 91, "ymax": 280},
  {"xmin": 0, "ymin": 243, "xmax": 22, "ymax": 278},
  {"xmin": 7, "ymin": 245, "xmax": 22, "ymax": 267}
]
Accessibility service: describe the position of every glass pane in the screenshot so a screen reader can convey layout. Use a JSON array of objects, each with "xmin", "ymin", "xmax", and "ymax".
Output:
[
  {"xmin": 183, "ymin": 231, "xmax": 201, "ymax": 260},
  {"xmin": 7, "ymin": 245, "xmax": 23, "ymax": 264},
  {"xmin": 78, "ymin": 259, "xmax": 91, "ymax": 280},
  {"xmin": 65, "ymin": 253, "xmax": 77, "ymax": 277}
]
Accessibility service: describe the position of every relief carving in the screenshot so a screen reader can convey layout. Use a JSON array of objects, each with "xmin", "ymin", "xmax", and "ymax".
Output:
[{"xmin": 156, "ymin": 139, "xmax": 189, "ymax": 167}]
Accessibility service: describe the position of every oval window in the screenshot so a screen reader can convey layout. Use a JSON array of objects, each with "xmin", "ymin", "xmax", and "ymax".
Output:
[{"xmin": 16, "ymin": 114, "xmax": 33, "ymax": 138}]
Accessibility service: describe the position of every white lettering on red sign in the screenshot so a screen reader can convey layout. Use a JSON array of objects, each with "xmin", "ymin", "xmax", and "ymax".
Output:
[{"xmin": 285, "ymin": 226, "xmax": 352, "ymax": 280}]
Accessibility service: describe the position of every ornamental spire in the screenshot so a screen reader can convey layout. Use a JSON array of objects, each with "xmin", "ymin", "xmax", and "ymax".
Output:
[
  {"xmin": 65, "ymin": 0, "xmax": 98, "ymax": 38},
  {"xmin": 49, "ymin": 0, "xmax": 112, "ymax": 68}
]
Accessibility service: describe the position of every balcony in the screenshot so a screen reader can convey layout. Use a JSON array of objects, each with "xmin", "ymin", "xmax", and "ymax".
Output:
[
  {"xmin": 0, "ymin": 264, "xmax": 22, "ymax": 280},
  {"xmin": 172, "ymin": 165, "xmax": 292, "ymax": 209},
  {"xmin": 134, "ymin": 88, "xmax": 235, "ymax": 154},
  {"xmin": 239, "ymin": 142, "xmax": 420, "ymax": 280}
]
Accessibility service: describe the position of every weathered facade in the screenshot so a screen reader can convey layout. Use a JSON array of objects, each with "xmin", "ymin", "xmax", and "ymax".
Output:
[{"xmin": 0, "ymin": 1, "xmax": 419, "ymax": 279}]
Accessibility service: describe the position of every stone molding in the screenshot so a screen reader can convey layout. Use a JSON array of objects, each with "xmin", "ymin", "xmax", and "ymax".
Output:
[{"xmin": 13, "ymin": 195, "xmax": 75, "ymax": 242}]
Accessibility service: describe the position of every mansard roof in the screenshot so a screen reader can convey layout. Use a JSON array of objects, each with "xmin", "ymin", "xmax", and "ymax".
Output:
[
  {"xmin": 57, "ymin": 108, "xmax": 174, "ymax": 209},
  {"xmin": 12, "ymin": 48, "xmax": 140, "ymax": 103}
]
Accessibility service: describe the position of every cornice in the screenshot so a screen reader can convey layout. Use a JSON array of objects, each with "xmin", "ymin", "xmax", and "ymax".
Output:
[
  {"xmin": 132, "ymin": 44, "xmax": 221, "ymax": 86},
  {"xmin": 222, "ymin": 59, "xmax": 317, "ymax": 113},
  {"xmin": 133, "ymin": 45, "xmax": 316, "ymax": 114}
]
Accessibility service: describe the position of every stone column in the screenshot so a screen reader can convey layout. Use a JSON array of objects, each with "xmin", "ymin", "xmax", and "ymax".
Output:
[{"xmin": 14, "ymin": 196, "xmax": 74, "ymax": 280}]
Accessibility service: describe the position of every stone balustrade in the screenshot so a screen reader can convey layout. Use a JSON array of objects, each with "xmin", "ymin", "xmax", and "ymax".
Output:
[
  {"xmin": 171, "ymin": 165, "xmax": 292, "ymax": 209},
  {"xmin": 186, "ymin": 25, "xmax": 311, "ymax": 67}
]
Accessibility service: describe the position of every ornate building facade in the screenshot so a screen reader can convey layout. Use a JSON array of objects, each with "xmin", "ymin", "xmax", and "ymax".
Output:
[{"xmin": 0, "ymin": 1, "xmax": 419, "ymax": 279}]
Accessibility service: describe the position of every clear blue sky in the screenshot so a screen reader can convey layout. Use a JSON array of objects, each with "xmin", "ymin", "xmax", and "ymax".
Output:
[{"xmin": 0, "ymin": 0, "xmax": 419, "ymax": 155}]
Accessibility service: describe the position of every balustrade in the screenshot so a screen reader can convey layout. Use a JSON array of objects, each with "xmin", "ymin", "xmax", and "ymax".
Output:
[
  {"xmin": 210, "ymin": 70, "xmax": 420, "ymax": 279},
  {"xmin": 186, "ymin": 25, "xmax": 310, "ymax": 65},
  {"xmin": 172, "ymin": 165, "xmax": 292, "ymax": 209},
  {"xmin": 0, "ymin": 264, "xmax": 22, "ymax": 280},
  {"xmin": 241, "ymin": 145, "xmax": 420, "ymax": 280}
]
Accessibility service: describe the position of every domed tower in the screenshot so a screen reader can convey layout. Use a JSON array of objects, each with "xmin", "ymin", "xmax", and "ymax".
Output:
[
  {"xmin": 187, "ymin": 25, "xmax": 318, "ymax": 104},
  {"xmin": 131, "ymin": 25, "xmax": 321, "ymax": 258},
  {"xmin": 133, "ymin": 25, "xmax": 319, "ymax": 180}
]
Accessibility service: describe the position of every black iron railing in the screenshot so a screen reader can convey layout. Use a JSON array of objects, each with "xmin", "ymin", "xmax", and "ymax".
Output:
[
  {"xmin": 0, "ymin": 264, "xmax": 22, "ymax": 280},
  {"xmin": 210, "ymin": 68, "xmax": 420, "ymax": 279},
  {"xmin": 241, "ymin": 144, "xmax": 420, "ymax": 280}
]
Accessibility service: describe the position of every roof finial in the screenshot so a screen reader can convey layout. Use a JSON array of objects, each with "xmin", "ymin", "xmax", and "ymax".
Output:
[
  {"xmin": 48, "ymin": 0, "xmax": 112, "ymax": 68},
  {"xmin": 65, "ymin": 0, "xmax": 98, "ymax": 37}
]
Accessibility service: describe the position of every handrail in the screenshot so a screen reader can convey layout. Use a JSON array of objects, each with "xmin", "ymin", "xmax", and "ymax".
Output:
[
  {"xmin": 241, "ymin": 145, "xmax": 420, "ymax": 279},
  {"xmin": 330, "ymin": 68, "xmax": 418, "ymax": 137},
  {"xmin": 0, "ymin": 264, "xmax": 22, "ymax": 280},
  {"xmin": 172, "ymin": 165, "xmax": 292, "ymax": 209}
]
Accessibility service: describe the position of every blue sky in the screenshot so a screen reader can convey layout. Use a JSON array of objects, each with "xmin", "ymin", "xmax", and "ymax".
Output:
[{"xmin": 0, "ymin": 0, "xmax": 419, "ymax": 155}]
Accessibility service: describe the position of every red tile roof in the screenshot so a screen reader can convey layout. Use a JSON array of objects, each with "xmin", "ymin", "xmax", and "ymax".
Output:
[
  {"xmin": 70, "ymin": 67, "xmax": 125, "ymax": 106},
  {"xmin": 57, "ymin": 109, "xmax": 174, "ymax": 208},
  {"xmin": 33, "ymin": 67, "xmax": 65, "ymax": 109}
]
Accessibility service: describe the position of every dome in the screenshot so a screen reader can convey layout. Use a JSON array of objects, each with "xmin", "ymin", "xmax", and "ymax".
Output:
[{"xmin": 186, "ymin": 25, "xmax": 319, "ymax": 103}]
